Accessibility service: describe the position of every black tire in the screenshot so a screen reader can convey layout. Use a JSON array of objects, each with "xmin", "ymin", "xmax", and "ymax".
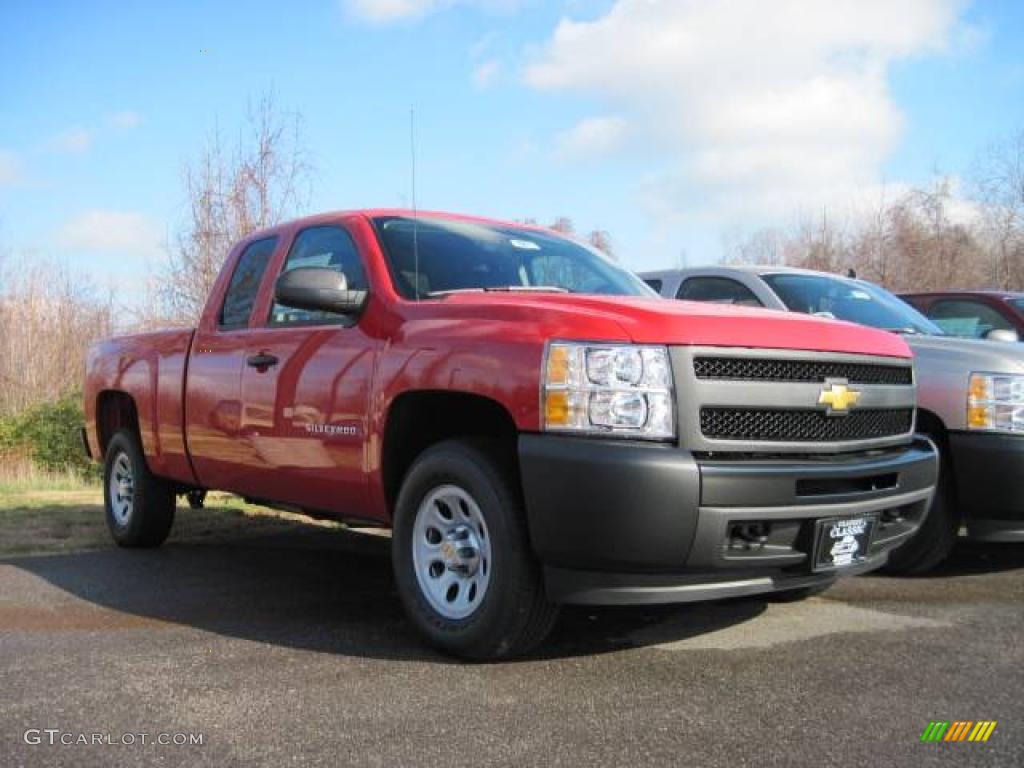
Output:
[
  {"xmin": 392, "ymin": 439, "xmax": 559, "ymax": 660},
  {"xmin": 882, "ymin": 455, "xmax": 957, "ymax": 574},
  {"xmin": 103, "ymin": 429, "xmax": 175, "ymax": 548}
]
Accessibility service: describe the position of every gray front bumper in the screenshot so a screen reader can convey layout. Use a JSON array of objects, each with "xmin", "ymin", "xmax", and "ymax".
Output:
[{"xmin": 519, "ymin": 435, "xmax": 937, "ymax": 605}]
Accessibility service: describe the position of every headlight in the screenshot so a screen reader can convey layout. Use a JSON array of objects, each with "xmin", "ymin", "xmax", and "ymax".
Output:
[
  {"xmin": 967, "ymin": 373, "xmax": 1024, "ymax": 433},
  {"xmin": 542, "ymin": 342, "xmax": 675, "ymax": 440}
]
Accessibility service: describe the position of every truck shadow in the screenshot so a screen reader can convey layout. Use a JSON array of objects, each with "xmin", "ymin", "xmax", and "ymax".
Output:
[{"xmin": 2, "ymin": 523, "xmax": 766, "ymax": 663}]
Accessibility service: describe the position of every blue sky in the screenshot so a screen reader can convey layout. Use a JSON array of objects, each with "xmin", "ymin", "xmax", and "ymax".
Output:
[{"xmin": 1, "ymin": 0, "xmax": 1023, "ymax": 292}]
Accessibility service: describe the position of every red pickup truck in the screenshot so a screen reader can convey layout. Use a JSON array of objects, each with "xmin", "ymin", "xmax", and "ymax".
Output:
[{"xmin": 84, "ymin": 210, "xmax": 937, "ymax": 658}]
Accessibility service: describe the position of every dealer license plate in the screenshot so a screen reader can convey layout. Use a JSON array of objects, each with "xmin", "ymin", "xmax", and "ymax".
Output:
[{"xmin": 813, "ymin": 515, "xmax": 876, "ymax": 571}]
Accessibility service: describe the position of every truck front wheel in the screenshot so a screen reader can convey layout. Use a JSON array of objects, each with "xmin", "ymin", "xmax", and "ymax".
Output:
[
  {"xmin": 392, "ymin": 439, "xmax": 559, "ymax": 660},
  {"xmin": 103, "ymin": 430, "xmax": 175, "ymax": 548},
  {"xmin": 882, "ymin": 457, "xmax": 957, "ymax": 574}
]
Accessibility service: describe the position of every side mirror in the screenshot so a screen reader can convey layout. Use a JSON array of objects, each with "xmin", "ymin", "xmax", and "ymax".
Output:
[
  {"xmin": 984, "ymin": 328, "xmax": 1020, "ymax": 343},
  {"xmin": 274, "ymin": 267, "xmax": 368, "ymax": 316}
]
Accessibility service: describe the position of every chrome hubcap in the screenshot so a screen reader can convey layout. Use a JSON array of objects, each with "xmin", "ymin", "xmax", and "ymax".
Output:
[
  {"xmin": 109, "ymin": 452, "xmax": 134, "ymax": 526},
  {"xmin": 412, "ymin": 485, "xmax": 492, "ymax": 620}
]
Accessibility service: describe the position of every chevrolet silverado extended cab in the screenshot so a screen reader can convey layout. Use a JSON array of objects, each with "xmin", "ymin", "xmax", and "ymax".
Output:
[
  {"xmin": 85, "ymin": 211, "xmax": 937, "ymax": 658},
  {"xmin": 643, "ymin": 266, "xmax": 1024, "ymax": 571}
]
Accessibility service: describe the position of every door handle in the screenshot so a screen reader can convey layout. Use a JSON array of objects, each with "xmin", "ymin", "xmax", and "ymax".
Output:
[{"xmin": 246, "ymin": 353, "xmax": 279, "ymax": 369}]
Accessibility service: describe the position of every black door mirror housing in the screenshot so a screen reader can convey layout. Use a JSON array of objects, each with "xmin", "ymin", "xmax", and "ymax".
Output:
[{"xmin": 274, "ymin": 267, "xmax": 369, "ymax": 316}]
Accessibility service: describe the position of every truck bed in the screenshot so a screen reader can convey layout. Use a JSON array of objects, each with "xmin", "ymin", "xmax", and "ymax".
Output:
[{"xmin": 84, "ymin": 328, "xmax": 197, "ymax": 486}]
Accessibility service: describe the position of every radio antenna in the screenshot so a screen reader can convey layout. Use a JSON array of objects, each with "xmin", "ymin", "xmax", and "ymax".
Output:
[{"xmin": 410, "ymin": 106, "xmax": 420, "ymax": 300}]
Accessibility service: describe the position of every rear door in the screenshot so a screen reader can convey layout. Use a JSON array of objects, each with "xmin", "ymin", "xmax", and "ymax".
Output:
[
  {"xmin": 236, "ymin": 223, "xmax": 379, "ymax": 519},
  {"xmin": 185, "ymin": 235, "xmax": 280, "ymax": 492}
]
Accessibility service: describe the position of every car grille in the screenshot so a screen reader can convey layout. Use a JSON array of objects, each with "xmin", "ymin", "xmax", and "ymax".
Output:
[
  {"xmin": 700, "ymin": 408, "xmax": 914, "ymax": 442},
  {"xmin": 693, "ymin": 357, "xmax": 912, "ymax": 386}
]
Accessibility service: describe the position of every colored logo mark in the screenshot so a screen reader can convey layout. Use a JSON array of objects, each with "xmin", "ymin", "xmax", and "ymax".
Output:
[
  {"xmin": 921, "ymin": 721, "xmax": 997, "ymax": 742},
  {"xmin": 818, "ymin": 380, "xmax": 861, "ymax": 415}
]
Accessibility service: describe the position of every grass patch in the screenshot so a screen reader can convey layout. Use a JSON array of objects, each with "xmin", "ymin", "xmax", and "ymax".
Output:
[{"xmin": 0, "ymin": 488, "xmax": 344, "ymax": 557}]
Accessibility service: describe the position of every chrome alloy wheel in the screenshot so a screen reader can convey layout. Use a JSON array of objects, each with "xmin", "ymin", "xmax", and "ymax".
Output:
[
  {"xmin": 412, "ymin": 484, "xmax": 492, "ymax": 620},
  {"xmin": 109, "ymin": 451, "xmax": 135, "ymax": 526}
]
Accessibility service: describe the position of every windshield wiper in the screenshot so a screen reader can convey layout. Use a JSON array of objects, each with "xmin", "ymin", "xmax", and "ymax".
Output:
[
  {"xmin": 426, "ymin": 285, "xmax": 570, "ymax": 298},
  {"xmin": 483, "ymin": 285, "xmax": 570, "ymax": 293},
  {"xmin": 881, "ymin": 327, "xmax": 921, "ymax": 335}
]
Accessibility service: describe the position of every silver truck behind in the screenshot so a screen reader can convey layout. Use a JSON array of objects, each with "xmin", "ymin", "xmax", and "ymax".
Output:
[{"xmin": 642, "ymin": 265, "xmax": 1024, "ymax": 572}]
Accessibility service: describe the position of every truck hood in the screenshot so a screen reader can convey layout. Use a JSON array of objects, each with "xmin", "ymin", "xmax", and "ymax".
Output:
[
  {"xmin": 905, "ymin": 333, "xmax": 1024, "ymax": 375},
  {"xmin": 434, "ymin": 293, "xmax": 912, "ymax": 358}
]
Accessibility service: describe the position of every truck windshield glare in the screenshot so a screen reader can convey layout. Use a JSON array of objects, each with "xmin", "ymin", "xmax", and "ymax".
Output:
[
  {"xmin": 372, "ymin": 216, "xmax": 655, "ymax": 300},
  {"xmin": 763, "ymin": 273, "xmax": 944, "ymax": 336}
]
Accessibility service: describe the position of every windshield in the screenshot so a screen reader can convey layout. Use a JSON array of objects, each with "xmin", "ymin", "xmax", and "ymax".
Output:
[
  {"xmin": 762, "ymin": 273, "xmax": 945, "ymax": 336},
  {"xmin": 1011, "ymin": 298, "xmax": 1024, "ymax": 313},
  {"xmin": 372, "ymin": 216, "xmax": 655, "ymax": 300}
]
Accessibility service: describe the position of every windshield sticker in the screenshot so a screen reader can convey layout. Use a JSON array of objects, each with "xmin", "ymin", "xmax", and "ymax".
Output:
[
  {"xmin": 850, "ymin": 290, "xmax": 871, "ymax": 300},
  {"xmin": 509, "ymin": 239, "xmax": 541, "ymax": 251}
]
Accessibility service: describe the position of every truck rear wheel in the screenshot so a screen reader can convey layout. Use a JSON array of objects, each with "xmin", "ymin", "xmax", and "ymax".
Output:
[
  {"xmin": 392, "ymin": 439, "xmax": 559, "ymax": 660},
  {"xmin": 103, "ymin": 430, "xmax": 175, "ymax": 548}
]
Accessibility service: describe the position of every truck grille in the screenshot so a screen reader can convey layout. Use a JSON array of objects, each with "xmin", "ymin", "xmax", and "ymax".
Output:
[
  {"xmin": 700, "ymin": 408, "xmax": 914, "ymax": 442},
  {"xmin": 693, "ymin": 357, "xmax": 912, "ymax": 386}
]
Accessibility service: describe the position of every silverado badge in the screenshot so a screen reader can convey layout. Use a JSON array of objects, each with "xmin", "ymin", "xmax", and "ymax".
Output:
[{"xmin": 818, "ymin": 379, "xmax": 861, "ymax": 416}]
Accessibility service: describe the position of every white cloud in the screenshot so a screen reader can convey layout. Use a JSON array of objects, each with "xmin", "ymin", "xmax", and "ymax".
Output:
[
  {"xmin": 345, "ymin": 0, "xmax": 525, "ymax": 23},
  {"xmin": 0, "ymin": 150, "xmax": 23, "ymax": 187},
  {"xmin": 57, "ymin": 210, "xmax": 161, "ymax": 256},
  {"xmin": 48, "ymin": 128, "xmax": 93, "ymax": 155},
  {"xmin": 554, "ymin": 116, "xmax": 628, "ymax": 161},
  {"xmin": 347, "ymin": 0, "xmax": 445, "ymax": 23},
  {"xmin": 108, "ymin": 110, "xmax": 143, "ymax": 130},
  {"xmin": 472, "ymin": 58, "xmax": 502, "ymax": 88},
  {"xmin": 525, "ymin": 0, "xmax": 968, "ymax": 226}
]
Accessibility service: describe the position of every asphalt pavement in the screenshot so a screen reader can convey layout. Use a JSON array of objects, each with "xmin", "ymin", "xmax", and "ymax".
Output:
[{"xmin": 1, "ymin": 524, "xmax": 1022, "ymax": 767}]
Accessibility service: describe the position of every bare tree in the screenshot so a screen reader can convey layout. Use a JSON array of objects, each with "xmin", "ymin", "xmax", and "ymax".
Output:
[
  {"xmin": 587, "ymin": 229, "xmax": 615, "ymax": 258},
  {"xmin": 720, "ymin": 175, "xmax": 1005, "ymax": 294},
  {"xmin": 721, "ymin": 226, "xmax": 786, "ymax": 266},
  {"xmin": 549, "ymin": 216, "xmax": 574, "ymax": 234},
  {"xmin": 152, "ymin": 92, "xmax": 312, "ymax": 325},
  {"xmin": 0, "ymin": 257, "xmax": 114, "ymax": 415},
  {"xmin": 972, "ymin": 130, "xmax": 1024, "ymax": 290},
  {"xmin": 786, "ymin": 210, "xmax": 847, "ymax": 274}
]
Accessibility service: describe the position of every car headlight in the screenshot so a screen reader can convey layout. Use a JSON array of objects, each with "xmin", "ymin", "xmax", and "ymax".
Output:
[
  {"xmin": 968, "ymin": 373, "xmax": 1024, "ymax": 433},
  {"xmin": 542, "ymin": 342, "xmax": 676, "ymax": 440}
]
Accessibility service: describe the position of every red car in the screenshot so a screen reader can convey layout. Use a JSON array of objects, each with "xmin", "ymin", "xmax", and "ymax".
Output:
[
  {"xmin": 900, "ymin": 291, "xmax": 1024, "ymax": 343},
  {"xmin": 83, "ymin": 209, "xmax": 936, "ymax": 658}
]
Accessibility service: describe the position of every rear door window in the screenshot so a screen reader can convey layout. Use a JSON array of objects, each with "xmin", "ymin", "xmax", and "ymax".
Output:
[
  {"xmin": 678, "ymin": 277, "xmax": 762, "ymax": 307},
  {"xmin": 927, "ymin": 299, "xmax": 1013, "ymax": 338},
  {"xmin": 219, "ymin": 237, "xmax": 279, "ymax": 329}
]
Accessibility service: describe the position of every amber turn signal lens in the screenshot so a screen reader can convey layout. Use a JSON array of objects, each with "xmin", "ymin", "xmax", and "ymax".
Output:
[
  {"xmin": 967, "ymin": 405, "xmax": 992, "ymax": 429},
  {"xmin": 546, "ymin": 345, "xmax": 571, "ymax": 386},
  {"xmin": 968, "ymin": 374, "xmax": 991, "ymax": 403},
  {"xmin": 545, "ymin": 391, "xmax": 570, "ymax": 426}
]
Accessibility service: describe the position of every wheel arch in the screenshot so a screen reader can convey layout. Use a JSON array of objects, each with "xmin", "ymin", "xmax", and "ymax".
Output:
[
  {"xmin": 916, "ymin": 406, "xmax": 960, "ymax": 520},
  {"xmin": 95, "ymin": 390, "xmax": 142, "ymax": 457},
  {"xmin": 380, "ymin": 390, "xmax": 520, "ymax": 517}
]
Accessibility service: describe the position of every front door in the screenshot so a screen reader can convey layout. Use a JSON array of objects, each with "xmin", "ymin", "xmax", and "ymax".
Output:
[{"xmin": 237, "ymin": 224, "xmax": 378, "ymax": 519}]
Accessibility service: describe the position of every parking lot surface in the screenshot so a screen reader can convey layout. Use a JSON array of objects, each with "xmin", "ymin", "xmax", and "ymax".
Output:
[{"xmin": 1, "ymin": 525, "xmax": 1021, "ymax": 767}]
